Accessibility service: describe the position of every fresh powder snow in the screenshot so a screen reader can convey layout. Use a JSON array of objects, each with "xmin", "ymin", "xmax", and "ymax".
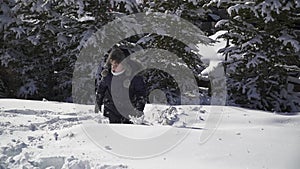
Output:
[{"xmin": 0, "ymin": 99, "xmax": 299, "ymax": 169}]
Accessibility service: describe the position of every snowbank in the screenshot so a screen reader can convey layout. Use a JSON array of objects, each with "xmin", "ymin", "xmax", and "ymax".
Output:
[{"xmin": 0, "ymin": 99, "xmax": 299, "ymax": 169}]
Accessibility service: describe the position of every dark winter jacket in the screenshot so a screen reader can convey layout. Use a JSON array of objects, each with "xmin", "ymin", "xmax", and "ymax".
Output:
[{"xmin": 96, "ymin": 68, "xmax": 147, "ymax": 123}]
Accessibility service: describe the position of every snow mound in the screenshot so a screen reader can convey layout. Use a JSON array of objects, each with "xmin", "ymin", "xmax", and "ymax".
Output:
[{"xmin": 1, "ymin": 99, "xmax": 300, "ymax": 169}]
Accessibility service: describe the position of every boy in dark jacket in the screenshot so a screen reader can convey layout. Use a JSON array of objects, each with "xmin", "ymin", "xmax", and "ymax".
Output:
[{"xmin": 95, "ymin": 48, "xmax": 147, "ymax": 123}]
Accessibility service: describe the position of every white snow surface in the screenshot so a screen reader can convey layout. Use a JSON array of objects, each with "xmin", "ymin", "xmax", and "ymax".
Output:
[{"xmin": 0, "ymin": 99, "xmax": 300, "ymax": 169}]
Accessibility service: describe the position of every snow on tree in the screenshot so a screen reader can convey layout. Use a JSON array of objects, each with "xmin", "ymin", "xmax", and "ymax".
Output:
[
  {"xmin": 207, "ymin": 0, "xmax": 300, "ymax": 112},
  {"xmin": 105, "ymin": 0, "xmax": 217, "ymax": 105},
  {"xmin": 0, "ymin": 0, "xmax": 140, "ymax": 101},
  {"xmin": 1, "ymin": 0, "xmax": 223, "ymax": 105}
]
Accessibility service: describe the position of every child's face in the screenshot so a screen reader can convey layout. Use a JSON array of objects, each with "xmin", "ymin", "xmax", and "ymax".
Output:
[{"xmin": 110, "ymin": 59, "xmax": 124, "ymax": 73}]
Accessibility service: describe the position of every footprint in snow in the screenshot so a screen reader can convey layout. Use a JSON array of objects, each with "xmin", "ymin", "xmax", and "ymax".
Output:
[{"xmin": 105, "ymin": 146, "xmax": 112, "ymax": 150}]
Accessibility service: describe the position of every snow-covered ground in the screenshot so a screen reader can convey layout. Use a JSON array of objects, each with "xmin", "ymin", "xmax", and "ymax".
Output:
[{"xmin": 0, "ymin": 99, "xmax": 300, "ymax": 169}]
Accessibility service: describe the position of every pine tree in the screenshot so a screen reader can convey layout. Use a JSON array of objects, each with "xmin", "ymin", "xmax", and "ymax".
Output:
[
  {"xmin": 120, "ymin": 0, "xmax": 215, "ymax": 104},
  {"xmin": 0, "ymin": 0, "xmax": 139, "ymax": 101},
  {"xmin": 207, "ymin": 0, "xmax": 300, "ymax": 112},
  {"xmin": 1, "ymin": 0, "xmax": 220, "ymax": 104}
]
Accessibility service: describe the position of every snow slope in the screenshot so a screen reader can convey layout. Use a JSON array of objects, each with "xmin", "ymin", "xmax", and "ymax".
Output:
[{"xmin": 0, "ymin": 99, "xmax": 299, "ymax": 169}]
